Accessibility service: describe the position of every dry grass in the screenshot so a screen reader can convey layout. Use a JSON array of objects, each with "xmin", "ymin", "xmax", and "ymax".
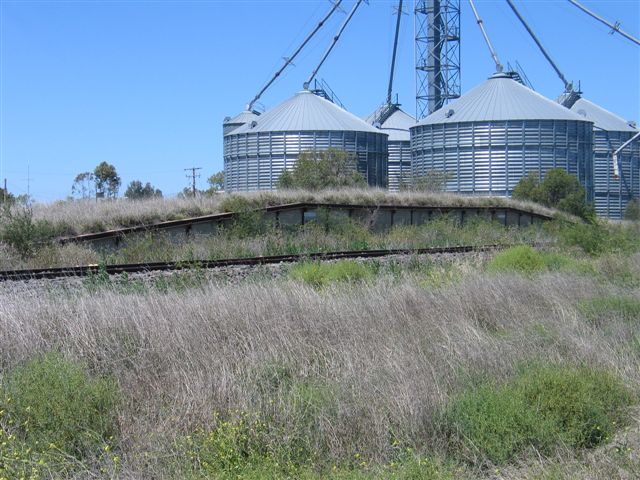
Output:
[
  {"xmin": 1, "ymin": 254, "xmax": 638, "ymax": 477},
  {"xmin": 29, "ymin": 189, "xmax": 564, "ymax": 236}
]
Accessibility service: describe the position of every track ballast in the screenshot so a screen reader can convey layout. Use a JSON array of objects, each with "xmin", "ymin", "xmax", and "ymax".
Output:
[{"xmin": 0, "ymin": 244, "xmax": 506, "ymax": 282}]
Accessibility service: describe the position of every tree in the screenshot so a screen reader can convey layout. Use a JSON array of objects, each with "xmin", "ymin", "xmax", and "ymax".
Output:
[
  {"xmin": 93, "ymin": 162, "xmax": 121, "ymax": 198},
  {"xmin": 512, "ymin": 168, "xmax": 596, "ymax": 221},
  {"xmin": 124, "ymin": 180, "xmax": 162, "ymax": 200},
  {"xmin": 206, "ymin": 171, "xmax": 225, "ymax": 195},
  {"xmin": 0, "ymin": 186, "xmax": 14, "ymax": 205},
  {"xmin": 71, "ymin": 172, "xmax": 96, "ymax": 199},
  {"xmin": 277, "ymin": 149, "xmax": 367, "ymax": 191}
]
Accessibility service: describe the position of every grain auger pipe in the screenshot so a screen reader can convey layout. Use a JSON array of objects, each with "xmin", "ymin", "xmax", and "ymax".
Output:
[
  {"xmin": 386, "ymin": 0, "xmax": 404, "ymax": 106},
  {"xmin": 568, "ymin": 0, "xmax": 640, "ymax": 47},
  {"xmin": 612, "ymin": 131, "xmax": 640, "ymax": 179},
  {"xmin": 468, "ymin": 0, "xmax": 503, "ymax": 73},
  {"xmin": 304, "ymin": 0, "xmax": 363, "ymax": 90},
  {"xmin": 246, "ymin": 0, "xmax": 343, "ymax": 112},
  {"xmin": 506, "ymin": 0, "xmax": 574, "ymax": 94}
]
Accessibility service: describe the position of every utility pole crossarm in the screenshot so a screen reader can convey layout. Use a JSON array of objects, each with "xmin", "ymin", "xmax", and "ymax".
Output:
[
  {"xmin": 246, "ymin": 1, "xmax": 343, "ymax": 111},
  {"xmin": 568, "ymin": 0, "xmax": 640, "ymax": 46},
  {"xmin": 304, "ymin": 0, "xmax": 363, "ymax": 89}
]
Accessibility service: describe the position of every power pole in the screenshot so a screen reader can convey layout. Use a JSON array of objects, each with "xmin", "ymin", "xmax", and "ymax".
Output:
[
  {"xmin": 184, "ymin": 167, "xmax": 202, "ymax": 196},
  {"xmin": 3, "ymin": 178, "xmax": 6, "ymax": 203}
]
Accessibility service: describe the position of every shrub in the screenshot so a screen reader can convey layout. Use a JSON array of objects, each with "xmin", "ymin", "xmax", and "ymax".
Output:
[
  {"xmin": 624, "ymin": 199, "xmax": 640, "ymax": 221},
  {"xmin": 577, "ymin": 297, "xmax": 640, "ymax": 324},
  {"xmin": 444, "ymin": 365, "xmax": 634, "ymax": 465},
  {"xmin": 0, "ymin": 352, "xmax": 120, "ymax": 460},
  {"xmin": 549, "ymin": 221, "xmax": 640, "ymax": 256},
  {"xmin": 289, "ymin": 260, "xmax": 374, "ymax": 287},
  {"xmin": 276, "ymin": 149, "xmax": 367, "ymax": 191},
  {"xmin": 0, "ymin": 207, "xmax": 65, "ymax": 258},
  {"xmin": 512, "ymin": 169, "xmax": 596, "ymax": 221},
  {"xmin": 487, "ymin": 246, "xmax": 546, "ymax": 275}
]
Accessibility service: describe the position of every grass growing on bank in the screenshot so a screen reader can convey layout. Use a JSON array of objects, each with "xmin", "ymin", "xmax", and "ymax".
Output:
[
  {"xmin": 445, "ymin": 365, "xmax": 634, "ymax": 466},
  {"xmin": 0, "ymin": 353, "xmax": 120, "ymax": 479}
]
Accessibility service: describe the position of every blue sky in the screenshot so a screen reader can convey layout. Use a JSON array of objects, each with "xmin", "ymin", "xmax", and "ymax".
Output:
[{"xmin": 1, "ymin": 0, "xmax": 638, "ymax": 202}]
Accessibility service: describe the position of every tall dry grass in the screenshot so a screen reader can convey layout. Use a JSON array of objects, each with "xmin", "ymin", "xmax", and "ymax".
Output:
[
  {"xmin": 1, "ymin": 262, "xmax": 638, "ymax": 477},
  {"xmin": 29, "ymin": 189, "xmax": 562, "ymax": 235}
]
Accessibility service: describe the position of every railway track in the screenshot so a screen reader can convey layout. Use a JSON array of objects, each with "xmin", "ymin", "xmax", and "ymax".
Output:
[{"xmin": 0, "ymin": 244, "xmax": 506, "ymax": 282}]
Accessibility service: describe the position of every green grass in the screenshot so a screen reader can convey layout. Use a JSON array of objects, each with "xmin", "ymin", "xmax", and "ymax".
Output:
[
  {"xmin": 487, "ymin": 245, "xmax": 546, "ymax": 275},
  {"xmin": 0, "ymin": 352, "xmax": 121, "ymax": 478},
  {"xmin": 444, "ymin": 364, "xmax": 634, "ymax": 466},
  {"xmin": 289, "ymin": 260, "xmax": 375, "ymax": 287},
  {"xmin": 577, "ymin": 297, "xmax": 640, "ymax": 324}
]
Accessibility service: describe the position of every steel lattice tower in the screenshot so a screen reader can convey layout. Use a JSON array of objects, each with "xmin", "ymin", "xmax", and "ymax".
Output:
[{"xmin": 415, "ymin": 0, "xmax": 461, "ymax": 119}]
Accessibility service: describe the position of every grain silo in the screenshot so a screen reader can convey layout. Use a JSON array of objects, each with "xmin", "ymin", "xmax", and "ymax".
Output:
[
  {"xmin": 223, "ymin": 110, "xmax": 260, "ymax": 136},
  {"xmin": 366, "ymin": 106, "xmax": 415, "ymax": 192},
  {"xmin": 410, "ymin": 73, "xmax": 595, "ymax": 200},
  {"xmin": 224, "ymin": 90, "xmax": 388, "ymax": 192},
  {"xmin": 569, "ymin": 98, "xmax": 639, "ymax": 219}
]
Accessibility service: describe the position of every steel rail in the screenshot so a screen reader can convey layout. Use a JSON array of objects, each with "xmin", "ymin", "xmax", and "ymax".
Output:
[{"xmin": 0, "ymin": 244, "xmax": 507, "ymax": 282}]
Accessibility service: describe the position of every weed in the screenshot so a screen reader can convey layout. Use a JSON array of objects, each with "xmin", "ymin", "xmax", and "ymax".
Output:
[
  {"xmin": 289, "ymin": 260, "xmax": 374, "ymax": 287},
  {"xmin": 444, "ymin": 364, "xmax": 634, "ymax": 466},
  {"xmin": 577, "ymin": 297, "xmax": 640, "ymax": 325},
  {"xmin": 487, "ymin": 246, "xmax": 545, "ymax": 275},
  {"xmin": 0, "ymin": 352, "xmax": 120, "ymax": 478}
]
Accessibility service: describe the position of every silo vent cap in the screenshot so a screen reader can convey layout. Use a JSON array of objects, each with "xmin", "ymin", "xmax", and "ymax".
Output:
[
  {"xmin": 250, "ymin": 120, "xmax": 258, "ymax": 128},
  {"xmin": 629, "ymin": 120, "xmax": 637, "ymax": 128},
  {"xmin": 445, "ymin": 109, "xmax": 455, "ymax": 118},
  {"xmin": 577, "ymin": 109, "xmax": 587, "ymax": 117}
]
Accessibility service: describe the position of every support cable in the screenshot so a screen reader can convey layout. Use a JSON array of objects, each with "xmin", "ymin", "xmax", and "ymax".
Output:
[
  {"xmin": 468, "ymin": 0, "xmax": 503, "ymax": 73},
  {"xmin": 246, "ymin": 0, "xmax": 343, "ymax": 111},
  {"xmin": 304, "ymin": 0, "xmax": 364, "ymax": 89},
  {"xmin": 568, "ymin": 0, "xmax": 640, "ymax": 47}
]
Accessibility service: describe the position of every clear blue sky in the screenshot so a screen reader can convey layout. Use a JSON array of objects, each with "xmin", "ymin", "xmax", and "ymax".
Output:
[{"xmin": 1, "ymin": 0, "xmax": 638, "ymax": 202}]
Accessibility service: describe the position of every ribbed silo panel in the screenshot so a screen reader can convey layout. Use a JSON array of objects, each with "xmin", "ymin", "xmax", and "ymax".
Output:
[
  {"xmin": 410, "ymin": 120, "xmax": 593, "ymax": 199},
  {"xmin": 593, "ymin": 130, "xmax": 640, "ymax": 219},
  {"xmin": 223, "ymin": 130, "xmax": 388, "ymax": 192},
  {"xmin": 387, "ymin": 140, "xmax": 411, "ymax": 192}
]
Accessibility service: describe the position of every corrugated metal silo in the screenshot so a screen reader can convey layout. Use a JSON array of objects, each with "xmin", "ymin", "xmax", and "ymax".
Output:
[
  {"xmin": 570, "ymin": 98, "xmax": 639, "ymax": 219},
  {"xmin": 366, "ymin": 107, "xmax": 415, "ymax": 192},
  {"xmin": 410, "ymin": 73, "xmax": 595, "ymax": 200},
  {"xmin": 224, "ymin": 90, "xmax": 388, "ymax": 192}
]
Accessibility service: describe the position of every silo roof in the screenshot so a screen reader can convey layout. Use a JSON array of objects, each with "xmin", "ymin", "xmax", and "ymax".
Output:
[
  {"xmin": 415, "ymin": 73, "xmax": 590, "ymax": 126},
  {"xmin": 570, "ymin": 98, "xmax": 637, "ymax": 133},
  {"xmin": 380, "ymin": 108, "xmax": 415, "ymax": 142},
  {"xmin": 232, "ymin": 90, "xmax": 383, "ymax": 135},
  {"xmin": 224, "ymin": 110, "xmax": 259, "ymax": 126}
]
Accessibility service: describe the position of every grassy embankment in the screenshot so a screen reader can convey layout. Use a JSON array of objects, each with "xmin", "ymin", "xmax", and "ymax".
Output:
[
  {"xmin": 1, "ymin": 189, "xmax": 572, "ymax": 270},
  {"xmin": 1, "ymin": 192, "xmax": 639, "ymax": 479}
]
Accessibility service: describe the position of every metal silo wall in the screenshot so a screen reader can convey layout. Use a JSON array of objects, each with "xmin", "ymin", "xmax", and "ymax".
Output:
[
  {"xmin": 223, "ymin": 131, "xmax": 388, "ymax": 192},
  {"xmin": 387, "ymin": 140, "xmax": 411, "ymax": 192},
  {"xmin": 593, "ymin": 130, "xmax": 640, "ymax": 219},
  {"xmin": 410, "ymin": 120, "xmax": 594, "ymax": 199}
]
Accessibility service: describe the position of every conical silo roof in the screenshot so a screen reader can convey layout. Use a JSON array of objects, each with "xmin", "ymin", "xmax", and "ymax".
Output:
[
  {"xmin": 379, "ymin": 108, "xmax": 415, "ymax": 142},
  {"xmin": 223, "ymin": 110, "xmax": 260, "ymax": 136},
  {"xmin": 570, "ymin": 98, "xmax": 637, "ymax": 132},
  {"xmin": 232, "ymin": 90, "xmax": 382, "ymax": 135},
  {"xmin": 416, "ymin": 73, "xmax": 589, "ymax": 126}
]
